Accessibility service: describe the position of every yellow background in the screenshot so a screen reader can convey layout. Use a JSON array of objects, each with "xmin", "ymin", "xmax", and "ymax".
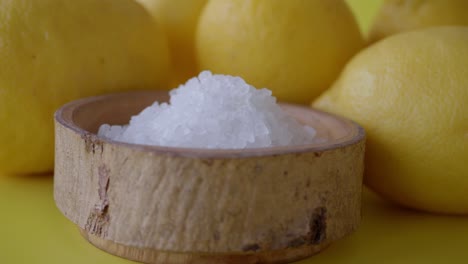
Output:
[
  {"xmin": 2, "ymin": 1, "xmax": 468, "ymax": 263},
  {"xmin": 347, "ymin": 0, "xmax": 382, "ymax": 34}
]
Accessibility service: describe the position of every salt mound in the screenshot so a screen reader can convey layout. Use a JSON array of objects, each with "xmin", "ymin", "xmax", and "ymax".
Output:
[{"xmin": 98, "ymin": 71, "xmax": 316, "ymax": 148}]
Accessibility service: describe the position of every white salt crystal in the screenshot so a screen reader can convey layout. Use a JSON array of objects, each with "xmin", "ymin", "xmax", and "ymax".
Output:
[{"xmin": 98, "ymin": 71, "xmax": 316, "ymax": 149}]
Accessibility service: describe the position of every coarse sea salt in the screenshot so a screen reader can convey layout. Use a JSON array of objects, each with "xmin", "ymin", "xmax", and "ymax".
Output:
[{"xmin": 98, "ymin": 71, "xmax": 316, "ymax": 149}]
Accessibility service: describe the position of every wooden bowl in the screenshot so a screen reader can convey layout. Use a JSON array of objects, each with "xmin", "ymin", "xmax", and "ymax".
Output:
[{"xmin": 54, "ymin": 91, "xmax": 365, "ymax": 264}]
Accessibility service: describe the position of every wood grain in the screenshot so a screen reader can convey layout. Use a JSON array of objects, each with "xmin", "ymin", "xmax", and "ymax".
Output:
[
  {"xmin": 80, "ymin": 228, "xmax": 329, "ymax": 264},
  {"xmin": 54, "ymin": 91, "xmax": 365, "ymax": 264}
]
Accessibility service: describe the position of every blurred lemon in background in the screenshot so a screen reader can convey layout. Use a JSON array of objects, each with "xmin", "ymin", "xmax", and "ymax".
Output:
[
  {"xmin": 0, "ymin": 0, "xmax": 170, "ymax": 175},
  {"xmin": 314, "ymin": 26, "xmax": 468, "ymax": 214},
  {"xmin": 369, "ymin": 0, "xmax": 468, "ymax": 43},
  {"xmin": 196, "ymin": 0, "xmax": 364, "ymax": 104},
  {"xmin": 137, "ymin": 0, "xmax": 208, "ymax": 85}
]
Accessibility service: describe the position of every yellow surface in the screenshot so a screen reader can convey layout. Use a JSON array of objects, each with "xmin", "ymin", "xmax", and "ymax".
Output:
[
  {"xmin": 346, "ymin": 0, "xmax": 383, "ymax": 34},
  {"xmin": 1, "ymin": 174, "xmax": 467, "ymax": 263}
]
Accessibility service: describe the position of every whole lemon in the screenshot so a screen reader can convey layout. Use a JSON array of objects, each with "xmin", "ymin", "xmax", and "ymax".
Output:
[
  {"xmin": 313, "ymin": 27, "xmax": 468, "ymax": 214},
  {"xmin": 136, "ymin": 0, "xmax": 208, "ymax": 85},
  {"xmin": 369, "ymin": 0, "xmax": 468, "ymax": 43},
  {"xmin": 0, "ymin": 0, "xmax": 170, "ymax": 175},
  {"xmin": 196, "ymin": 0, "xmax": 364, "ymax": 104}
]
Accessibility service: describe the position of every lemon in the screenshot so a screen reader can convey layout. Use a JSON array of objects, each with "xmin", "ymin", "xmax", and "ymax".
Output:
[
  {"xmin": 137, "ymin": 0, "xmax": 207, "ymax": 85},
  {"xmin": 369, "ymin": 0, "xmax": 468, "ymax": 43},
  {"xmin": 196, "ymin": 0, "xmax": 364, "ymax": 104},
  {"xmin": 313, "ymin": 26, "xmax": 468, "ymax": 214},
  {"xmin": 0, "ymin": 0, "xmax": 170, "ymax": 175}
]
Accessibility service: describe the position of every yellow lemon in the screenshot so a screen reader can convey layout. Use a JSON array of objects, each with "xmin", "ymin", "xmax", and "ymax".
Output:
[
  {"xmin": 313, "ymin": 26, "xmax": 468, "ymax": 214},
  {"xmin": 0, "ymin": 0, "xmax": 170, "ymax": 175},
  {"xmin": 137, "ymin": 0, "xmax": 208, "ymax": 85},
  {"xmin": 370, "ymin": 0, "xmax": 468, "ymax": 42},
  {"xmin": 196, "ymin": 0, "xmax": 364, "ymax": 104}
]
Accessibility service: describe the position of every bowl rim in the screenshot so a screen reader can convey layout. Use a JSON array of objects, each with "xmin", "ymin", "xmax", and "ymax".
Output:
[{"xmin": 55, "ymin": 91, "xmax": 365, "ymax": 159}]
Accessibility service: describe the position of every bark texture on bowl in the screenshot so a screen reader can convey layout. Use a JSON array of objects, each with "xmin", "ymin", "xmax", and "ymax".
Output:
[{"xmin": 54, "ymin": 91, "xmax": 365, "ymax": 264}]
